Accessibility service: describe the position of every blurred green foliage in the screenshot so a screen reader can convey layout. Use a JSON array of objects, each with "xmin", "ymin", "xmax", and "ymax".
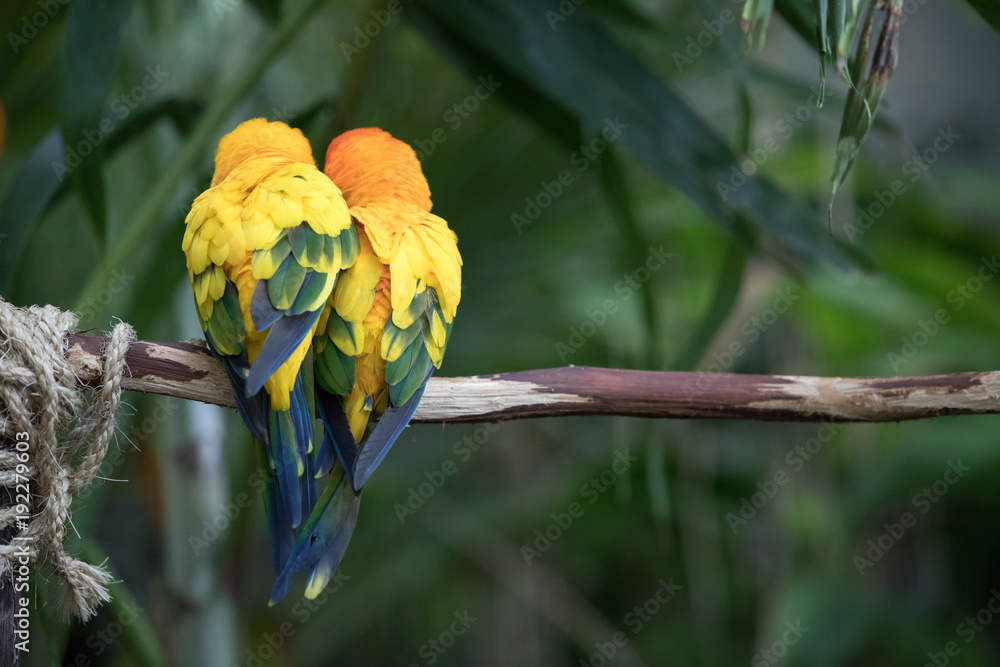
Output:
[{"xmin": 1, "ymin": 0, "xmax": 1000, "ymax": 665}]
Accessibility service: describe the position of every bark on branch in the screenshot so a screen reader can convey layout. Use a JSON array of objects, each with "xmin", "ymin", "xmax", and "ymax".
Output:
[{"xmin": 64, "ymin": 334, "xmax": 1000, "ymax": 423}]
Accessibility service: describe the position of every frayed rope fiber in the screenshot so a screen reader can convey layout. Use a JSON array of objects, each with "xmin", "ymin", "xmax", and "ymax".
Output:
[{"xmin": 0, "ymin": 298, "xmax": 134, "ymax": 620}]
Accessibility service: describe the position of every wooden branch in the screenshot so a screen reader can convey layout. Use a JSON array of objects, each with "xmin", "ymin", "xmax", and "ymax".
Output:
[{"xmin": 64, "ymin": 334, "xmax": 1000, "ymax": 423}]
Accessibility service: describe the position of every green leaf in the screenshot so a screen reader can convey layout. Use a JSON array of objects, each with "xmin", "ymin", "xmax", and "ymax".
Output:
[
  {"xmin": 599, "ymin": 147, "xmax": 661, "ymax": 369},
  {"xmin": 72, "ymin": 0, "xmax": 330, "ymax": 317},
  {"xmin": 0, "ymin": 0, "xmax": 63, "ymax": 92},
  {"xmin": 414, "ymin": 0, "xmax": 863, "ymax": 271},
  {"xmin": 964, "ymin": 0, "xmax": 1000, "ymax": 33},
  {"xmin": 0, "ymin": 129, "xmax": 64, "ymax": 292},
  {"xmin": 1, "ymin": 98, "xmax": 202, "ymax": 293},
  {"xmin": 774, "ymin": 0, "xmax": 817, "ymax": 46},
  {"xmin": 58, "ymin": 0, "xmax": 135, "ymax": 245},
  {"xmin": 106, "ymin": 97, "xmax": 203, "ymax": 147},
  {"xmin": 78, "ymin": 541, "xmax": 166, "ymax": 667},
  {"xmin": 407, "ymin": 9, "xmax": 582, "ymax": 150},
  {"xmin": 816, "ymin": 0, "xmax": 831, "ymax": 106},
  {"xmin": 671, "ymin": 233, "xmax": 749, "ymax": 371},
  {"xmin": 245, "ymin": 0, "xmax": 283, "ymax": 23},
  {"xmin": 127, "ymin": 217, "xmax": 187, "ymax": 334},
  {"xmin": 742, "ymin": 0, "xmax": 775, "ymax": 50}
]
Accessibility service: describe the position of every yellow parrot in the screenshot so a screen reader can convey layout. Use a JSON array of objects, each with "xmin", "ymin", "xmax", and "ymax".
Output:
[
  {"xmin": 270, "ymin": 127, "xmax": 462, "ymax": 601},
  {"xmin": 182, "ymin": 118, "xmax": 358, "ymax": 580},
  {"xmin": 183, "ymin": 120, "xmax": 462, "ymax": 603}
]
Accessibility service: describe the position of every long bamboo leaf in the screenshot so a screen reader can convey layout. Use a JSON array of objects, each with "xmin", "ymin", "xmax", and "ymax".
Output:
[
  {"xmin": 0, "ymin": 129, "xmax": 64, "ymax": 292},
  {"xmin": 0, "ymin": 98, "xmax": 203, "ymax": 293},
  {"xmin": 58, "ymin": 0, "xmax": 135, "ymax": 245},
  {"xmin": 414, "ymin": 0, "xmax": 864, "ymax": 271}
]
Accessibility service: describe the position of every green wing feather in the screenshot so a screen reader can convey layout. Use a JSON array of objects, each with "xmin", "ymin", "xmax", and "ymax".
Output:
[{"xmin": 383, "ymin": 287, "xmax": 451, "ymax": 406}]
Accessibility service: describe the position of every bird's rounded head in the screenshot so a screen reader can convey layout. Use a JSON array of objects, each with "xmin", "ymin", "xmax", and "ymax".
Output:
[
  {"xmin": 324, "ymin": 127, "xmax": 432, "ymax": 211},
  {"xmin": 212, "ymin": 118, "xmax": 314, "ymax": 186}
]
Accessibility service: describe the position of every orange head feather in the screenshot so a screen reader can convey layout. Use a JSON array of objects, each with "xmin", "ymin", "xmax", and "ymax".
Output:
[
  {"xmin": 212, "ymin": 118, "xmax": 315, "ymax": 186},
  {"xmin": 324, "ymin": 127, "xmax": 432, "ymax": 211}
]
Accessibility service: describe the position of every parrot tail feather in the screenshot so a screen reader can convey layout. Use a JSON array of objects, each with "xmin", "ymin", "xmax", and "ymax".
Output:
[
  {"xmin": 263, "ymin": 376, "xmax": 317, "ymax": 533},
  {"xmin": 352, "ymin": 370, "xmax": 431, "ymax": 491},
  {"xmin": 269, "ymin": 467, "xmax": 360, "ymax": 605},
  {"xmin": 247, "ymin": 309, "xmax": 322, "ymax": 396},
  {"xmin": 204, "ymin": 337, "xmax": 267, "ymax": 444},
  {"xmin": 316, "ymin": 390, "xmax": 359, "ymax": 486},
  {"xmin": 264, "ymin": 469, "xmax": 294, "ymax": 572},
  {"xmin": 268, "ymin": 407, "xmax": 303, "ymax": 529}
]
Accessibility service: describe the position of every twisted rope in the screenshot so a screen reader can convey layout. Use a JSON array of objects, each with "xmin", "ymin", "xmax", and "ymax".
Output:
[{"xmin": 0, "ymin": 298, "xmax": 134, "ymax": 620}]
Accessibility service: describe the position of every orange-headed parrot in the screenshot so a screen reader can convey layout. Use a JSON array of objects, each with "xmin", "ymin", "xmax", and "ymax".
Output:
[
  {"xmin": 183, "ymin": 119, "xmax": 461, "ymax": 603},
  {"xmin": 270, "ymin": 128, "xmax": 462, "ymax": 601}
]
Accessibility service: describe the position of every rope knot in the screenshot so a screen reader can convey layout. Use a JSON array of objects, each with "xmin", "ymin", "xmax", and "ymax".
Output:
[{"xmin": 0, "ymin": 298, "xmax": 134, "ymax": 620}]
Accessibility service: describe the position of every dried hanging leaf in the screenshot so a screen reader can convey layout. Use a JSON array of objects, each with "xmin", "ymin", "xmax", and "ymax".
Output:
[{"xmin": 829, "ymin": 0, "xmax": 901, "ymax": 227}]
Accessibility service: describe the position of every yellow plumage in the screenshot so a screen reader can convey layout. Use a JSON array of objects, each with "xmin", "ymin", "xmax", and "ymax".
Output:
[
  {"xmin": 184, "ymin": 120, "xmax": 461, "ymax": 604},
  {"xmin": 182, "ymin": 119, "xmax": 353, "ymax": 409},
  {"xmin": 320, "ymin": 128, "xmax": 462, "ymax": 441}
]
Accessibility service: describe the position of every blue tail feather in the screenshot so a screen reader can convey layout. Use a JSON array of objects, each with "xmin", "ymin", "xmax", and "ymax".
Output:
[
  {"xmin": 263, "ymin": 469, "xmax": 293, "ymax": 572},
  {"xmin": 315, "ymin": 433, "xmax": 337, "ymax": 480},
  {"xmin": 269, "ymin": 466, "xmax": 360, "ymax": 604},
  {"xmin": 290, "ymin": 375, "xmax": 313, "ymax": 461},
  {"xmin": 352, "ymin": 370, "xmax": 432, "ymax": 490},
  {"xmin": 268, "ymin": 407, "xmax": 303, "ymax": 528},
  {"xmin": 316, "ymin": 390, "xmax": 358, "ymax": 485},
  {"xmin": 303, "ymin": 479, "xmax": 359, "ymax": 598},
  {"xmin": 258, "ymin": 370, "xmax": 318, "ymax": 575},
  {"xmin": 205, "ymin": 340, "xmax": 267, "ymax": 444},
  {"xmin": 247, "ymin": 309, "xmax": 322, "ymax": 397}
]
